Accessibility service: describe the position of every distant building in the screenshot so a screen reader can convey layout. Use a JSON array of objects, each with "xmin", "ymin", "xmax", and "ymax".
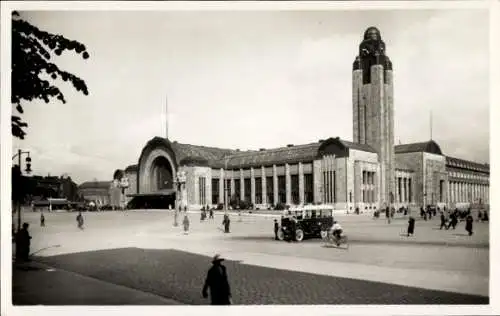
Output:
[
  {"xmin": 78, "ymin": 181, "xmax": 111, "ymax": 205},
  {"xmin": 118, "ymin": 27, "xmax": 489, "ymax": 211},
  {"xmin": 16, "ymin": 174, "xmax": 79, "ymax": 204}
]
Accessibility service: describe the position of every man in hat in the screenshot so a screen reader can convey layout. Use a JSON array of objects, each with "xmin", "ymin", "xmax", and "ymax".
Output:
[
  {"xmin": 15, "ymin": 222, "xmax": 32, "ymax": 262},
  {"xmin": 202, "ymin": 254, "xmax": 232, "ymax": 305},
  {"xmin": 274, "ymin": 219, "xmax": 280, "ymax": 240}
]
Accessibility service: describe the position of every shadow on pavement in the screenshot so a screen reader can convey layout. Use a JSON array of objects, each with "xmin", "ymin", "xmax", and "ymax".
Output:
[{"xmin": 15, "ymin": 247, "xmax": 489, "ymax": 305}]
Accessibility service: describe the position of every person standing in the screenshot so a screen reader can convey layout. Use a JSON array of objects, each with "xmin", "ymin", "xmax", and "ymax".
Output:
[
  {"xmin": 15, "ymin": 223, "xmax": 32, "ymax": 262},
  {"xmin": 76, "ymin": 211, "xmax": 84, "ymax": 230},
  {"xmin": 407, "ymin": 217, "xmax": 415, "ymax": 237},
  {"xmin": 224, "ymin": 215, "xmax": 231, "ymax": 233},
  {"xmin": 439, "ymin": 212, "xmax": 447, "ymax": 230},
  {"xmin": 290, "ymin": 216, "xmax": 297, "ymax": 241},
  {"xmin": 465, "ymin": 214, "xmax": 474, "ymax": 236},
  {"xmin": 183, "ymin": 214, "xmax": 190, "ymax": 234},
  {"xmin": 274, "ymin": 219, "xmax": 279, "ymax": 240},
  {"xmin": 447, "ymin": 212, "xmax": 458, "ymax": 230},
  {"xmin": 202, "ymin": 254, "xmax": 232, "ymax": 305},
  {"xmin": 40, "ymin": 212, "xmax": 45, "ymax": 227},
  {"xmin": 209, "ymin": 207, "xmax": 214, "ymax": 220}
]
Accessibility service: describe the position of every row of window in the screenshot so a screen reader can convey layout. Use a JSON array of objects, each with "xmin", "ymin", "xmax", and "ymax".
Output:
[
  {"xmin": 396, "ymin": 177, "xmax": 413, "ymax": 203},
  {"xmin": 209, "ymin": 174, "xmax": 314, "ymax": 205},
  {"xmin": 448, "ymin": 171, "xmax": 488, "ymax": 181},
  {"xmin": 362, "ymin": 171, "xmax": 375, "ymax": 185}
]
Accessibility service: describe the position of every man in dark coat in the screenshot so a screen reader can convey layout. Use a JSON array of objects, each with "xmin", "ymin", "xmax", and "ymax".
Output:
[
  {"xmin": 209, "ymin": 207, "xmax": 214, "ymax": 219},
  {"xmin": 407, "ymin": 217, "xmax": 415, "ymax": 237},
  {"xmin": 223, "ymin": 214, "xmax": 230, "ymax": 233},
  {"xmin": 465, "ymin": 215, "xmax": 474, "ymax": 236},
  {"xmin": 16, "ymin": 223, "xmax": 32, "ymax": 262},
  {"xmin": 274, "ymin": 219, "xmax": 279, "ymax": 240},
  {"xmin": 290, "ymin": 216, "xmax": 297, "ymax": 241},
  {"xmin": 76, "ymin": 211, "xmax": 84, "ymax": 230},
  {"xmin": 447, "ymin": 212, "xmax": 458, "ymax": 230},
  {"xmin": 439, "ymin": 212, "xmax": 447, "ymax": 230},
  {"xmin": 40, "ymin": 212, "xmax": 45, "ymax": 227},
  {"xmin": 202, "ymin": 254, "xmax": 232, "ymax": 305}
]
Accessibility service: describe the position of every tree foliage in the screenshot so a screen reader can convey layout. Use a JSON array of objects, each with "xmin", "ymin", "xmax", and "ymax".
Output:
[{"xmin": 11, "ymin": 11, "xmax": 90, "ymax": 139}]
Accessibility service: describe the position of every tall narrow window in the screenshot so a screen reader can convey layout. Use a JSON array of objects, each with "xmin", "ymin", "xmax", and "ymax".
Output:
[
  {"xmin": 244, "ymin": 178, "xmax": 251, "ymax": 202},
  {"xmin": 291, "ymin": 175, "xmax": 299, "ymax": 204},
  {"xmin": 304, "ymin": 174, "xmax": 313, "ymax": 203},
  {"xmin": 234, "ymin": 179, "xmax": 241, "ymax": 201},
  {"xmin": 199, "ymin": 177, "xmax": 206, "ymax": 205},
  {"xmin": 333, "ymin": 171, "xmax": 336, "ymax": 202},
  {"xmin": 439, "ymin": 179, "xmax": 444, "ymax": 202},
  {"xmin": 255, "ymin": 177, "xmax": 262, "ymax": 204},
  {"xmin": 408, "ymin": 178, "xmax": 412, "ymax": 203},
  {"xmin": 266, "ymin": 176, "xmax": 274, "ymax": 205},
  {"xmin": 278, "ymin": 175, "xmax": 286, "ymax": 203},
  {"xmin": 211, "ymin": 178, "xmax": 219, "ymax": 205}
]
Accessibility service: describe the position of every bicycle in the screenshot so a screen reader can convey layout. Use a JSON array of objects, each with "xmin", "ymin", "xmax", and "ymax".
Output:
[{"xmin": 321, "ymin": 230, "xmax": 348, "ymax": 248}]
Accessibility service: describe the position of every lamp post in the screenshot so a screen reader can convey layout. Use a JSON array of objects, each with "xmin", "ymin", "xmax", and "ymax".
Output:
[
  {"xmin": 174, "ymin": 171, "xmax": 186, "ymax": 226},
  {"xmin": 12, "ymin": 149, "xmax": 32, "ymax": 232},
  {"xmin": 120, "ymin": 177, "xmax": 129, "ymax": 210}
]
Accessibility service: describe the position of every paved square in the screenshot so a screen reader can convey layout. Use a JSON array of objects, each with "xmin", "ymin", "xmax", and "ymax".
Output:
[{"xmin": 12, "ymin": 209, "xmax": 489, "ymax": 304}]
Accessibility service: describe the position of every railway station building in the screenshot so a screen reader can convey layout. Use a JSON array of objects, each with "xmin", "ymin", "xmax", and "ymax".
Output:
[{"xmin": 119, "ymin": 27, "xmax": 489, "ymax": 212}]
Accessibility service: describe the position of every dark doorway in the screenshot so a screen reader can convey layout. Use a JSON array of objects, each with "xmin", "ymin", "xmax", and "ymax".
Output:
[{"xmin": 150, "ymin": 156, "xmax": 174, "ymax": 192}]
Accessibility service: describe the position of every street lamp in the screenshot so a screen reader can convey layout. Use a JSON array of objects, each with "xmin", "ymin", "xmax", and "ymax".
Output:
[
  {"xmin": 12, "ymin": 149, "xmax": 32, "ymax": 232},
  {"xmin": 120, "ymin": 176, "xmax": 129, "ymax": 210}
]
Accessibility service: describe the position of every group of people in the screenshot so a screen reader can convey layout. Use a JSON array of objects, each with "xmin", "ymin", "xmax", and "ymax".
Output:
[{"xmin": 200, "ymin": 206, "xmax": 214, "ymax": 221}]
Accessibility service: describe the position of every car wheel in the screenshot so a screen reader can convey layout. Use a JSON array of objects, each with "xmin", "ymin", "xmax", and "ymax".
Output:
[
  {"xmin": 320, "ymin": 230, "xmax": 328, "ymax": 239},
  {"xmin": 295, "ymin": 229, "xmax": 304, "ymax": 242},
  {"xmin": 277, "ymin": 229, "xmax": 285, "ymax": 241}
]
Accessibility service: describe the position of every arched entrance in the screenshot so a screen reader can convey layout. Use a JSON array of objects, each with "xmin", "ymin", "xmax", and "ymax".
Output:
[
  {"xmin": 132, "ymin": 137, "xmax": 179, "ymax": 210},
  {"xmin": 149, "ymin": 156, "xmax": 174, "ymax": 192}
]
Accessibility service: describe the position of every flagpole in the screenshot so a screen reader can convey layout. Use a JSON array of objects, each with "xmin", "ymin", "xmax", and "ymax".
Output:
[{"xmin": 165, "ymin": 94, "xmax": 168, "ymax": 139}]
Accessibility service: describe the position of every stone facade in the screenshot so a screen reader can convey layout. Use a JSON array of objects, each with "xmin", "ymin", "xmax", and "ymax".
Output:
[{"xmin": 119, "ymin": 27, "xmax": 489, "ymax": 212}]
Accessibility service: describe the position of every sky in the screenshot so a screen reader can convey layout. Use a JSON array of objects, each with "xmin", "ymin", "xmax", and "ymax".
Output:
[{"xmin": 11, "ymin": 8, "xmax": 490, "ymax": 184}]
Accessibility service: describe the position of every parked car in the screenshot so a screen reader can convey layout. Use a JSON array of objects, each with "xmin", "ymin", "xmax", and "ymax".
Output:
[{"xmin": 277, "ymin": 205, "xmax": 335, "ymax": 242}]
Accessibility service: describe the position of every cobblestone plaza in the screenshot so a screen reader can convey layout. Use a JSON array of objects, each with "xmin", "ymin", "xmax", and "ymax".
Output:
[{"xmin": 13, "ymin": 210, "xmax": 489, "ymax": 305}]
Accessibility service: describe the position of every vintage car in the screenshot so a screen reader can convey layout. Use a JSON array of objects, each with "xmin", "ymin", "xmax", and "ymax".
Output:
[{"xmin": 277, "ymin": 205, "xmax": 335, "ymax": 242}]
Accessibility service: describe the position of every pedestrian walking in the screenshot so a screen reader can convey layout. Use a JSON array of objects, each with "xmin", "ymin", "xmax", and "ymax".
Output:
[
  {"xmin": 202, "ymin": 254, "xmax": 232, "ymax": 305},
  {"xmin": 482, "ymin": 210, "xmax": 489, "ymax": 222},
  {"xmin": 274, "ymin": 219, "xmax": 279, "ymax": 240},
  {"xmin": 385, "ymin": 207, "xmax": 391, "ymax": 224},
  {"xmin": 15, "ymin": 223, "xmax": 32, "ymax": 262},
  {"xmin": 465, "ymin": 215, "xmax": 474, "ymax": 236},
  {"xmin": 477, "ymin": 210, "xmax": 483, "ymax": 222},
  {"xmin": 447, "ymin": 212, "xmax": 458, "ymax": 230},
  {"xmin": 439, "ymin": 212, "xmax": 447, "ymax": 230},
  {"xmin": 40, "ymin": 212, "xmax": 45, "ymax": 227},
  {"xmin": 223, "ymin": 215, "xmax": 231, "ymax": 233},
  {"xmin": 290, "ymin": 216, "xmax": 298, "ymax": 241},
  {"xmin": 407, "ymin": 217, "xmax": 415, "ymax": 237},
  {"xmin": 209, "ymin": 208, "xmax": 214, "ymax": 219},
  {"xmin": 76, "ymin": 211, "xmax": 84, "ymax": 230},
  {"xmin": 174, "ymin": 209, "xmax": 179, "ymax": 227},
  {"xmin": 183, "ymin": 214, "xmax": 190, "ymax": 234}
]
